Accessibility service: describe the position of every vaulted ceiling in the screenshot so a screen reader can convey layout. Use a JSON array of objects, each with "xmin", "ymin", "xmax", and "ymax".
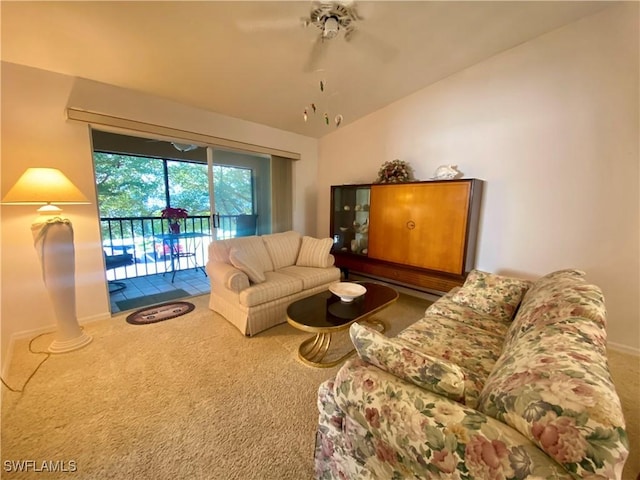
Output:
[{"xmin": 1, "ymin": 1, "xmax": 613, "ymax": 138}]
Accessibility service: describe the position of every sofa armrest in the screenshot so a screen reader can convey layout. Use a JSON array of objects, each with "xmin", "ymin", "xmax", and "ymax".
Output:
[
  {"xmin": 331, "ymin": 358, "xmax": 573, "ymax": 479},
  {"xmin": 207, "ymin": 261, "xmax": 249, "ymax": 293},
  {"xmin": 326, "ymin": 254, "xmax": 335, "ymax": 267}
]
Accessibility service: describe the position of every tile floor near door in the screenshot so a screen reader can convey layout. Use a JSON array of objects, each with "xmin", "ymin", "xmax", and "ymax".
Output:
[{"xmin": 109, "ymin": 268, "xmax": 210, "ymax": 313}]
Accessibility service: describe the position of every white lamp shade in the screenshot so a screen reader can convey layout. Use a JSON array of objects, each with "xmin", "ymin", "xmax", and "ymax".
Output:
[{"xmin": 2, "ymin": 168, "xmax": 90, "ymax": 209}]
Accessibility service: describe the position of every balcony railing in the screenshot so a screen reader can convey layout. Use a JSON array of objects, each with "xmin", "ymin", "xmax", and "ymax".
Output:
[{"xmin": 101, "ymin": 215, "xmax": 253, "ymax": 281}]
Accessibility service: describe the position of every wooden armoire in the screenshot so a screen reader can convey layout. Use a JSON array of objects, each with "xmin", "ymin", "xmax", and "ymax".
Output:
[{"xmin": 330, "ymin": 179, "xmax": 483, "ymax": 293}]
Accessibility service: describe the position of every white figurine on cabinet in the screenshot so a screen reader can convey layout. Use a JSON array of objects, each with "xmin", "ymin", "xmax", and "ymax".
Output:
[{"xmin": 431, "ymin": 165, "xmax": 462, "ymax": 180}]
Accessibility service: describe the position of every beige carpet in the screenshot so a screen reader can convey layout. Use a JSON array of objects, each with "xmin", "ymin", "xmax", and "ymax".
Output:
[
  {"xmin": 1, "ymin": 293, "xmax": 638, "ymax": 480},
  {"xmin": 1, "ymin": 293, "xmax": 428, "ymax": 479}
]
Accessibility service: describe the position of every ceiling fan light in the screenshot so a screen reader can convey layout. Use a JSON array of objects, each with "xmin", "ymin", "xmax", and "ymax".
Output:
[
  {"xmin": 323, "ymin": 16, "xmax": 339, "ymax": 39},
  {"xmin": 171, "ymin": 142, "xmax": 198, "ymax": 152}
]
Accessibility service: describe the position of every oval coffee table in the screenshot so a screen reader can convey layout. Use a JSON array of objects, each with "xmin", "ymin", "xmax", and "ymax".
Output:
[{"xmin": 286, "ymin": 282, "xmax": 399, "ymax": 368}]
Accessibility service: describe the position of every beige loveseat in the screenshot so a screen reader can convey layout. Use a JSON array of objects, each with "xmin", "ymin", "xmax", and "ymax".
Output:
[
  {"xmin": 206, "ymin": 230, "xmax": 341, "ymax": 336},
  {"xmin": 315, "ymin": 269, "xmax": 628, "ymax": 479}
]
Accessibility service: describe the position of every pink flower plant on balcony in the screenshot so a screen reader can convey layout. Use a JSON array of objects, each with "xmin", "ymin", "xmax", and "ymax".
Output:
[
  {"xmin": 161, "ymin": 207, "xmax": 188, "ymax": 234},
  {"xmin": 161, "ymin": 206, "xmax": 189, "ymax": 221}
]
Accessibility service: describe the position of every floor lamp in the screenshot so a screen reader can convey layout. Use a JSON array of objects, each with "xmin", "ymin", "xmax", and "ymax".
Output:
[{"xmin": 2, "ymin": 168, "xmax": 93, "ymax": 353}]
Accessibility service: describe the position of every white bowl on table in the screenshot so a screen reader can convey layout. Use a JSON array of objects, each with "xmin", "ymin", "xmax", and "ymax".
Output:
[{"xmin": 329, "ymin": 282, "xmax": 367, "ymax": 303}]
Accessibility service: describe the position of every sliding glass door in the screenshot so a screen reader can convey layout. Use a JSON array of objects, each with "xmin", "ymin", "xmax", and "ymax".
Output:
[
  {"xmin": 208, "ymin": 147, "xmax": 272, "ymax": 239},
  {"xmin": 92, "ymin": 131, "xmax": 270, "ymax": 282}
]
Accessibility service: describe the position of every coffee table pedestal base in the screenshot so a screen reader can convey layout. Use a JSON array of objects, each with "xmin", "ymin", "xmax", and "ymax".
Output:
[{"xmin": 297, "ymin": 318, "xmax": 386, "ymax": 368}]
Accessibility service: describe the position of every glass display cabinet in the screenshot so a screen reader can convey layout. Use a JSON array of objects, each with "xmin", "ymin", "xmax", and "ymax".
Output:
[
  {"xmin": 330, "ymin": 184, "xmax": 371, "ymax": 256},
  {"xmin": 329, "ymin": 179, "xmax": 484, "ymax": 294}
]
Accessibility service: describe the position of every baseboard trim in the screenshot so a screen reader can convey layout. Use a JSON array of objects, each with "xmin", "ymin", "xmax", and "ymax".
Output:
[
  {"xmin": 1, "ymin": 340, "xmax": 18, "ymax": 382},
  {"xmin": 607, "ymin": 341, "xmax": 640, "ymax": 357},
  {"xmin": 8, "ymin": 311, "xmax": 111, "ymax": 342},
  {"xmin": 2, "ymin": 311, "xmax": 112, "ymax": 380},
  {"xmin": 349, "ymin": 273, "xmax": 441, "ymax": 303}
]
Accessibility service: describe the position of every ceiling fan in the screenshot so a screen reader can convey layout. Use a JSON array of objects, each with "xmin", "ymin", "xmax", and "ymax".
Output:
[
  {"xmin": 303, "ymin": 1, "xmax": 360, "ymax": 41},
  {"xmin": 302, "ymin": 1, "xmax": 362, "ymax": 71},
  {"xmin": 237, "ymin": 1, "xmax": 394, "ymax": 72}
]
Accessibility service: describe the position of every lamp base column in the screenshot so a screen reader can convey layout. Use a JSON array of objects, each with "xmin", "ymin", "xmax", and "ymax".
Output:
[{"xmin": 48, "ymin": 332, "xmax": 92, "ymax": 353}]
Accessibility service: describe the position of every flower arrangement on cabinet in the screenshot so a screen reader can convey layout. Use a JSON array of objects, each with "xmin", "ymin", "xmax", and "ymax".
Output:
[
  {"xmin": 375, "ymin": 159, "xmax": 414, "ymax": 183},
  {"xmin": 161, "ymin": 206, "xmax": 188, "ymax": 234}
]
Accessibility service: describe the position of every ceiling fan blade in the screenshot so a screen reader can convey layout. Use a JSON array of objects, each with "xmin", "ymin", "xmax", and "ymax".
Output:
[
  {"xmin": 235, "ymin": 17, "xmax": 305, "ymax": 33},
  {"xmin": 346, "ymin": 28, "xmax": 398, "ymax": 64},
  {"xmin": 303, "ymin": 35, "xmax": 328, "ymax": 73}
]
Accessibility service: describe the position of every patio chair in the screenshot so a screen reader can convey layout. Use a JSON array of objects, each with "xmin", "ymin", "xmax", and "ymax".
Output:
[
  {"xmin": 105, "ymin": 253, "xmax": 134, "ymax": 293},
  {"xmin": 236, "ymin": 214, "xmax": 258, "ymax": 237}
]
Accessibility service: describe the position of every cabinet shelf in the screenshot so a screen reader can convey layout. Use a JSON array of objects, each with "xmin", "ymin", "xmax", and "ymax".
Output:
[{"xmin": 330, "ymin": 185, "xmax": 371, "ymax": 255}]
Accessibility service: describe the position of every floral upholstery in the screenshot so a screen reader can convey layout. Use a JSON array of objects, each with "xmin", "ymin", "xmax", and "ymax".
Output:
[
  {"xmin": 349, "ymin": 322, "xmax": 466, "ymax": 402},
  {"xmin": 450, "ymin": 269, "xmax": 532, "ymax": 322},
  {"xmin": 314, "ymin": 270, "xmax": 628, "ymax": 479},
  {"xmin": 426, "ymin": 290, "xmax": 512, "ymax": 338},
  {"xmin": 478, "ymin": 272, "xmax": 627, "ymax": 479},
  {"xmin": 503, "ymin": 268, "xmax": 606, "ymax": 350},
  {"xmin": 396, "ymin": 315, "xmax": 505, "ymax": 386},
  {"xmin": 316, "ymin": 359, "xmax": 574, "ymax": 479}
]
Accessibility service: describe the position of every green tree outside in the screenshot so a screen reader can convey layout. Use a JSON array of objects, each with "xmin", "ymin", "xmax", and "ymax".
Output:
[{"xmin": 94, "ymin": 152, "xmax": 253, "ymax": 218}]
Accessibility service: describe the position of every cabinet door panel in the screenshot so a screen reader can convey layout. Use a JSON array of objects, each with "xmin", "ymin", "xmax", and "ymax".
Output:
[
  {"xmin": 368, "ymin": 185, "xmax": 412, "ymax": 265},
  {"xmin": 369, "ymin": 182, "xmax": 471, "ymax": 274}
]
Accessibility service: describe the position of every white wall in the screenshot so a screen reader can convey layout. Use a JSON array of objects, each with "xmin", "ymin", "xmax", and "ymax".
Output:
[
  {"xmin": 317, "ymin": 4, "xmax": 639, "ymax": 352},
  {"xmin": 1, "ymin": 63, "xmax": 318, "ymax": 367}
]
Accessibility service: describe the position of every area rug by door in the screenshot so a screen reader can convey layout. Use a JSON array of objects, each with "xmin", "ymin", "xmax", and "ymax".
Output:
[
  {"xmin": 116, "ymin": 289, "xmax": 190, "ymax": 312},
  {"xmin": 126, "ymin": 301, "xmax": 195, "ymax": 325}
]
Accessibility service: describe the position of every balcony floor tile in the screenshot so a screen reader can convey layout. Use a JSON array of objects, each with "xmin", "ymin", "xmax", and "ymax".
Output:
[{"xmin": 109, "ymin": 269, "xmax": 210, "ymax": 314}]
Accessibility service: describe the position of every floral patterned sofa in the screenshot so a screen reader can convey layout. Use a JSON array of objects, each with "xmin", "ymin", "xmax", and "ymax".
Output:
[{"xmin": 314, "ymin": 269, "xmax": 628, "ymax": 479}]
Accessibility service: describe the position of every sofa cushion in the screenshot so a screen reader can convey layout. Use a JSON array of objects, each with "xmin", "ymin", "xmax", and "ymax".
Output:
[
  {"xmin": 426, "ymin": 293, "xmax": 511, "ymax": 338},
  {"xmin": 229, "ymin": 247, "xmax": 266, "ymax": 284},
  {"xmin": 277, "ymin": 265, "xmax": 340, "ymax": 290},
  {"xmin": 262, "ymin": 231, "xmax": 302, "ymax": 270},
  {"xmin": 238, "ymin": 271, "xmax": 303, "ymax": 307},
  {"xmin": 296, "ymin": 236, "xmax": 334, "ymax": 268},
  {"xmin": 476, "ymin": 271, "xmax": 627, "ymax": 479},
  {"xmin": 350, "ymin": 322, "xmax": 465, "ymax": 402},
  {"xmin": 209, "ymin": 236, "xmax": 274, "ymax": 272},
  {"xmin": 523, "ymin": 268, "xmax": 586, "ymax": 292},
  {"xmin": 450, "ymin": 269, "xmax": 531, "ymax": 322},
  {"xmin": 503, "ymin": 269, "xmax": 605, "ymax": 349},
  {"xmin": 477, "ymin": 317, "xmax": 626, "ymax": 479},
  {"xmin": 396, "ymin": 315, "xmax": 504, "ymax": 382},
  {"xmin": 328, "ymin": 358, "xmax": 578, "ymax": 480}
]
